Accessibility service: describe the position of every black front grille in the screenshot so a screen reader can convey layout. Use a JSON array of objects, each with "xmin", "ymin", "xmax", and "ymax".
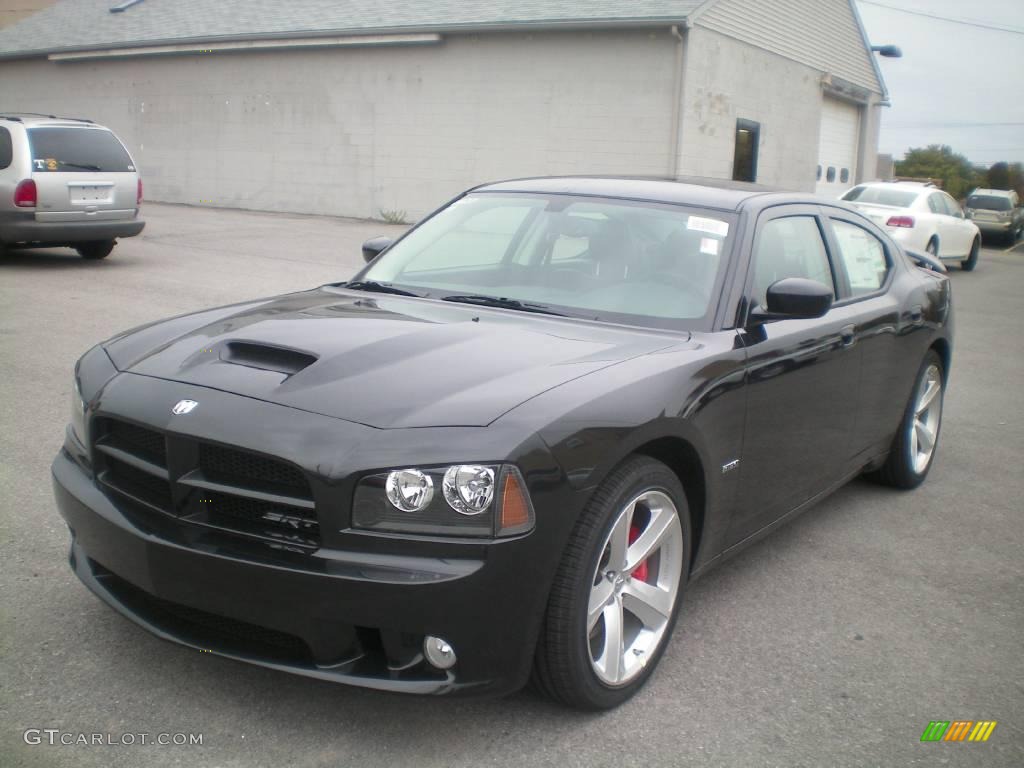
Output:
[
  {"xmin": 107, "ymin": 420, "xmax": 166, "ymax": 464},
  {"xmin": 104, "ymin": 456, "xmax": 173, "ymax": 510},
  {"xmin": 200, "ymin": 442, "xmax": 307, "ymax": 493},
  {"xmin": 94, "ymin": 418, "xmax": 320, "ymax": 548}
]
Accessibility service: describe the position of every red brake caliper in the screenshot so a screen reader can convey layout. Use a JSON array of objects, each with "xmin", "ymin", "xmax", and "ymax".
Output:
[{"xmin": 628, "ymin": 523, "xmax": 649, "ymax": 582}]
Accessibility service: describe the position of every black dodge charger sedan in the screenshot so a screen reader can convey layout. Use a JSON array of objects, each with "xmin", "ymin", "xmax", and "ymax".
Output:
[{"xmin": 53, "ymin": 177, "xmax": 952, "ymax": 709}]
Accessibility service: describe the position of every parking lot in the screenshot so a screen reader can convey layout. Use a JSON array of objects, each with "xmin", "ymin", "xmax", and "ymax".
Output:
[{"xmin": 1, "ymin": 202, "xmax": 1022, "ymax": 767}]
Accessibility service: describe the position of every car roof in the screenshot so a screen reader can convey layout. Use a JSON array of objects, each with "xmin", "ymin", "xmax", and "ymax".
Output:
[
  {"xmin": 969, "ymin": 188, "xmax": 1014, "ymax": 196},
  {"xmin": 473, "ymin": 176, "xmax": 821, "ymax": 212},
  {"xmin": 0, "ymin": 113, "xmax": 100, "ymax": 127}
]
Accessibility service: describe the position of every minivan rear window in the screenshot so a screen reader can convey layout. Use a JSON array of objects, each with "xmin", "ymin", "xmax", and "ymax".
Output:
[
  {"xmin": 841, "ymin": 186, "xmax": 918, "ymax": 208},
  {"xmin": 27, "ymin": 127, "xmax": 134, "ymax": 173},
  {"xmin": 967, "ymin": 195, "xmax": 1012, "ymax": 212}
]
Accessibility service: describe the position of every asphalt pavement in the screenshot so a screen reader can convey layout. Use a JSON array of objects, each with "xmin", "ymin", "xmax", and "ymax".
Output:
[{"xmin": 1, "ymin": 204, "xmax": 1022, "ymax": 767}]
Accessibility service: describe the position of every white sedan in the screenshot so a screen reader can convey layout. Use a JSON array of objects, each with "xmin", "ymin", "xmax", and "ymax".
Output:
[{"xmin": 840, "ymin": 182, "xmax": 981, "ymax": 271}]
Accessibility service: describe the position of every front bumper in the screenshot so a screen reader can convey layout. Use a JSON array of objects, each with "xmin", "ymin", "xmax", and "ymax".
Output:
[
  {"xmin": 53, "ymin": 445, "xmax": 552, "ymax": 697},
  {"xmin": 0, "ymin": 211, "xmax": 144, "ymax": 245}
]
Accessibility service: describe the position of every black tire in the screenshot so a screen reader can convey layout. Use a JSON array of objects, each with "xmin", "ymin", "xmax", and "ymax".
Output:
[
  {"xmin": 925, "ymin": 238, "xmax": 939, "ymax": 258},
  {"xmin": 961, "ymin": 237, "xmax": 979, "ymax": 271},
  {"xmin": 874, "ymin": 351, "xmax": 944, "ymax": 489},
  {"xmin": 532, "ymin": 456, "xmax": 691, "ymax": 710},
  {"xmin": 75, "ymin": 240, "xmax": 116, "ymax": 260}
]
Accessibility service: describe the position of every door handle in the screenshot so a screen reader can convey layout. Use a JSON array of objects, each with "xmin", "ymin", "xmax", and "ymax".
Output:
[
  {"xmin": 909, "ymin": 305, "xmax": 924, "ymax": 325},
  {"xmin": 840, "ymin": 324, "xmax": 856, "ymax": 347}
]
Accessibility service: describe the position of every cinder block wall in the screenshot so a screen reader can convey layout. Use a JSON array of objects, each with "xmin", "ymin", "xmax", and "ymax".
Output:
[
  {"xmin": 0, "ymin": 30, "xmax": 678, "ymax": 219},
  {"xmin": 678, "ymin": 26, "xmax": 823, "ymax": 191}
]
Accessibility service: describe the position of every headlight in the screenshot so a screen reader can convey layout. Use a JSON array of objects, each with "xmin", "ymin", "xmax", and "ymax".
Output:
[
  {"xmin": 70, "ymin": 374, "xmax": 88, "ymax": 446},
  {"xmin": 353, "ymin": 464, "xmax": 534, "ymax": 538}
]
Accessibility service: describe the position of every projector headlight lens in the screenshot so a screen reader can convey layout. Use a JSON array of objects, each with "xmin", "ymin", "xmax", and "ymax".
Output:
[
  {"xmin": 443, "ymin": 465, "xmax": 495, "ymax": 516},
  {"xmin": 385, "ymin": 469, "xmax": 434, "ymax": 512}
]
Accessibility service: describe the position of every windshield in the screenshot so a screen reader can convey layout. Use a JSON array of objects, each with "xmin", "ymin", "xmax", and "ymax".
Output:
[
  {"xmin": 842, "ymin": 186, "xmax": 918, "ymax": 208},
  {"xmin": 359, "ymin": 193, "xmax": 734, "ymax": 328},
  {"xmin": 28, "ymin": 127, "xmax": 134, "ymax": 172},
  {"xmin": 967, "ymin": 195, "xmax": 1012, "ymax": 211}
]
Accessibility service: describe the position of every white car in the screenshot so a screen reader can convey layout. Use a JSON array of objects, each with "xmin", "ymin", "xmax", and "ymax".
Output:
[{"xmin": 840, "ymin": 182, "xmax": 981, "ymax": 271}]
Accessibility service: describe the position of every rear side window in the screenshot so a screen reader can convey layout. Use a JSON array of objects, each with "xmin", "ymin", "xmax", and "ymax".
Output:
[
  {"xmin": 0, "ymin": 127, "xmax": 11, "ymax": 169},
  {"xmin": 27, "ymin": 127, "xmax": 134, "ymax": 173},
  {"xmin": 752, "ymin": 216, "xmax": 835, "ymax": 308},
  {"xmin": 831, "ymin": 220, "xmax": 889, "ymax": 297}
]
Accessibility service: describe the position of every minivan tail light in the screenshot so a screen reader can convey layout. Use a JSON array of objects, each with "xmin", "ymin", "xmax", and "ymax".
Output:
[
  {"xmin": 137, "ymin": 178, "xmax": 143, "ymax": 205},
  {"xmin": 14, "ymin": 179, "xmax": 37, "ymax": 208},
  {"xmin": 886, "ymin": 215, "xmax": 915, "ymax": 228}
]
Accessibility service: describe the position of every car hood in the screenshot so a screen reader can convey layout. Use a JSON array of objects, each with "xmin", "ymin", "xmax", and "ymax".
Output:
[{"xmin": 104, "ymin": 287, "xmax": 679, "ymax": 428}]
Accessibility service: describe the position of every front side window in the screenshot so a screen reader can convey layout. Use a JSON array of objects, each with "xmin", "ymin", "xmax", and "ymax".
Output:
[
  {"xmin": 27, "ymin": 127, "xmax": 134, "ymax": 172},
  {"xmin": 831, "ymin": 220, "xmax": 889, "ymax": 296},
  {"xmin": 361, "ymin": 193, "xmax": 735, "ymax": 328},
  {"xmin": 751, "ymin": 216, "xmax": 835, "ymax": 309}
]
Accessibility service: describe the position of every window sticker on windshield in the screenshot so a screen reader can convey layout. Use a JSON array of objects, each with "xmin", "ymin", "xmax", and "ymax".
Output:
[
  {"xmin": 700, "ymin": 237, "xmax": 720, "ymax": 256},
  {"xmin": 687, "ymin": 216, "xmax": 729, "ymax": 237}
]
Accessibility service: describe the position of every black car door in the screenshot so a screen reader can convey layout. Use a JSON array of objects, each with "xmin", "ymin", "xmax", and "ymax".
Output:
[
  {"xmin": 819, "ymin": 209, "xmax": 918, "ymax": 460},
  {"xmin": 726, "ymin": 205, "xmax": 861, "ymax": 546}
]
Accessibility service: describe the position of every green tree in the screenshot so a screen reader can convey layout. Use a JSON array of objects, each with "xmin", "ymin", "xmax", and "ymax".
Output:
[
  {"xmin": 894, "ymin": 145, "xmax": 981, "ymax": 200},
  {"xmin": 984, "ymin": 161, "xmax": 1024, "ymax": 200}
]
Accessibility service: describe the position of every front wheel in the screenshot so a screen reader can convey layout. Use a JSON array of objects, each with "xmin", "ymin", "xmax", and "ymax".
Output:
[
  {"xmin": 874, "ymin": 351, "xmax": 945, "ymax": 489},
  {"xmin": 961, "ymin": 237, "xmax": 979, "ymax": 271},
  {"xmin": 75, "ymin": 240, "xmax": 116, "ymax": 260},
  {"xmin": 532, "ymin": 456, "xmax": 691, "ymax": 709}
]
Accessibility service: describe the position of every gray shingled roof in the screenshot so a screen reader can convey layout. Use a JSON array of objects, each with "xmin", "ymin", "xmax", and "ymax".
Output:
[{"xmin": 0, "ymin": 0, "xmax": 712, "ymax": 58}]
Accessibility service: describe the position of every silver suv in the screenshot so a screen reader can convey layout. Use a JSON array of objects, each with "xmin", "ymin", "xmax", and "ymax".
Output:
[
  {"xmin": 0, "ymin": 113, "xmax": 144, "ymax": 259},
  {"xmin": 966, "ymin": 188, "xmax": 1023, "ymax": 245}
]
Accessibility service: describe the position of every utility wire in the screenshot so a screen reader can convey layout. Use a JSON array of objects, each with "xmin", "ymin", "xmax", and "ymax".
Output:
[{"xmin": 858, "ymin": 1, "xmax": 1024, "ymax": 35}]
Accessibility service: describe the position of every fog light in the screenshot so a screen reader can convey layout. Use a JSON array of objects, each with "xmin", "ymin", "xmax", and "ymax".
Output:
[
  {"xmin": 385, "ymin": 469, "xmax": 434, "ymax": 512},
  {"xmin": 423, "ymin": 635, "xmax": 457, "ymax": 670}
]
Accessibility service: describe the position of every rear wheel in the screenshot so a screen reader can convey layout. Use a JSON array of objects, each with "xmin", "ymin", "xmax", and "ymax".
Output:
[
  {"xmin": 925, "ymin": 238, "xmax": 939, "ymax": 258},
  {"xmin": 961, "ymin": 237, "xmax": 979, "ymax": 271},
  {"xmin": 532, "ymin": 456, "xmax": 690, "ymax": 710},
  {"xmin": 75, "ymin": 240, "xmax": 116, "ymax": 260},
  {"xmin": 875, "ymin": 351, "xmax": 944, "ymax": 489}
]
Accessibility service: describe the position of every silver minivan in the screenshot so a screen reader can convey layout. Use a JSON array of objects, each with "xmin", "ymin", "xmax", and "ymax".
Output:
[{"xmin": 0, "ymin": 113, "xmax": 144, "ymax": 259}]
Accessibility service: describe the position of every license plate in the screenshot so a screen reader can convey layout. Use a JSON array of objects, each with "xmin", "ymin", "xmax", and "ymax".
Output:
[{"xmin": 70, "ymin": 185, "xmax": 113, "ymax": 204}]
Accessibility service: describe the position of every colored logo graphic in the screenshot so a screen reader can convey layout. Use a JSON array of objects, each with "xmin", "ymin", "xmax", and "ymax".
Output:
[{"xmin": 921, "ymin": 721, "xmax": 997, "ymax": 742}]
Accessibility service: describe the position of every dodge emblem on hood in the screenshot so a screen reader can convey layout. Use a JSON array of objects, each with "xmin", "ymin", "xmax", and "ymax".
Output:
[{"xmin": 172, "ymin": 399, "xmax": 198, "ymax": 415}]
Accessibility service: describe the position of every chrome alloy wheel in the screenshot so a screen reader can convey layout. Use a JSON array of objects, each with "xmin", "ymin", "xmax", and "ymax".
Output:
[
  {"xmin": 587, "ymin": 490, "xmax": 684, "ymax": 686},
  {"xmin": 910, "ymin": 364, "xmax": 943, "ymax": 474}
]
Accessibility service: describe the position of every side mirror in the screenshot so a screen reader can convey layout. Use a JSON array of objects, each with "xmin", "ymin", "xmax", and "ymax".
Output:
[
  {"xmin": 749, "ymin": 278, "xmax": 833, "ymax": 323},
  {"xmin": 362, "ymin": 236, "xmax": 393, "ymax": 263}
]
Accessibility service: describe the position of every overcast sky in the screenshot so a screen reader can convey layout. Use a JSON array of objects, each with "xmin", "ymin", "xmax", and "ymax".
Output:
[{"xmin": 855, "ymin": 0, "xmax": 1024, "ymax": 167}]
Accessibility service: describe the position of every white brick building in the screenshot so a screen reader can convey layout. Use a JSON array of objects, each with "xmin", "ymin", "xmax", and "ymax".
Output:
[{"xmin": 0, "ymin": 0, "xmax": 888, "ymax": 219}]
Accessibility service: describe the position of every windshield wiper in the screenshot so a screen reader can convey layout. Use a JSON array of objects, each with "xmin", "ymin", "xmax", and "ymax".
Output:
[
  {"xmin": 344, "ymin": 280, "xmax": 422, "ymax": 297},
  {"xmin": 441, "ymin": 294, "xmax": 567, "ymax": 316},
  {"xmin": 60, "ymin": 162, "xmax": 103, "ymax": 171}
]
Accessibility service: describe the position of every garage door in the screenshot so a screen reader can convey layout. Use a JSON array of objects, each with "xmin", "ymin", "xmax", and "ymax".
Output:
[{"xmin": 815, "ymin": 96, "xmax": 861, "ymax": 198}]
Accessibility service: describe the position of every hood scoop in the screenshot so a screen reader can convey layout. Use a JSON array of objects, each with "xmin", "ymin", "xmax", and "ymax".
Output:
[{"xmin": 220, "ymin": 341, "xmax": 318, "ymax": 376}]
